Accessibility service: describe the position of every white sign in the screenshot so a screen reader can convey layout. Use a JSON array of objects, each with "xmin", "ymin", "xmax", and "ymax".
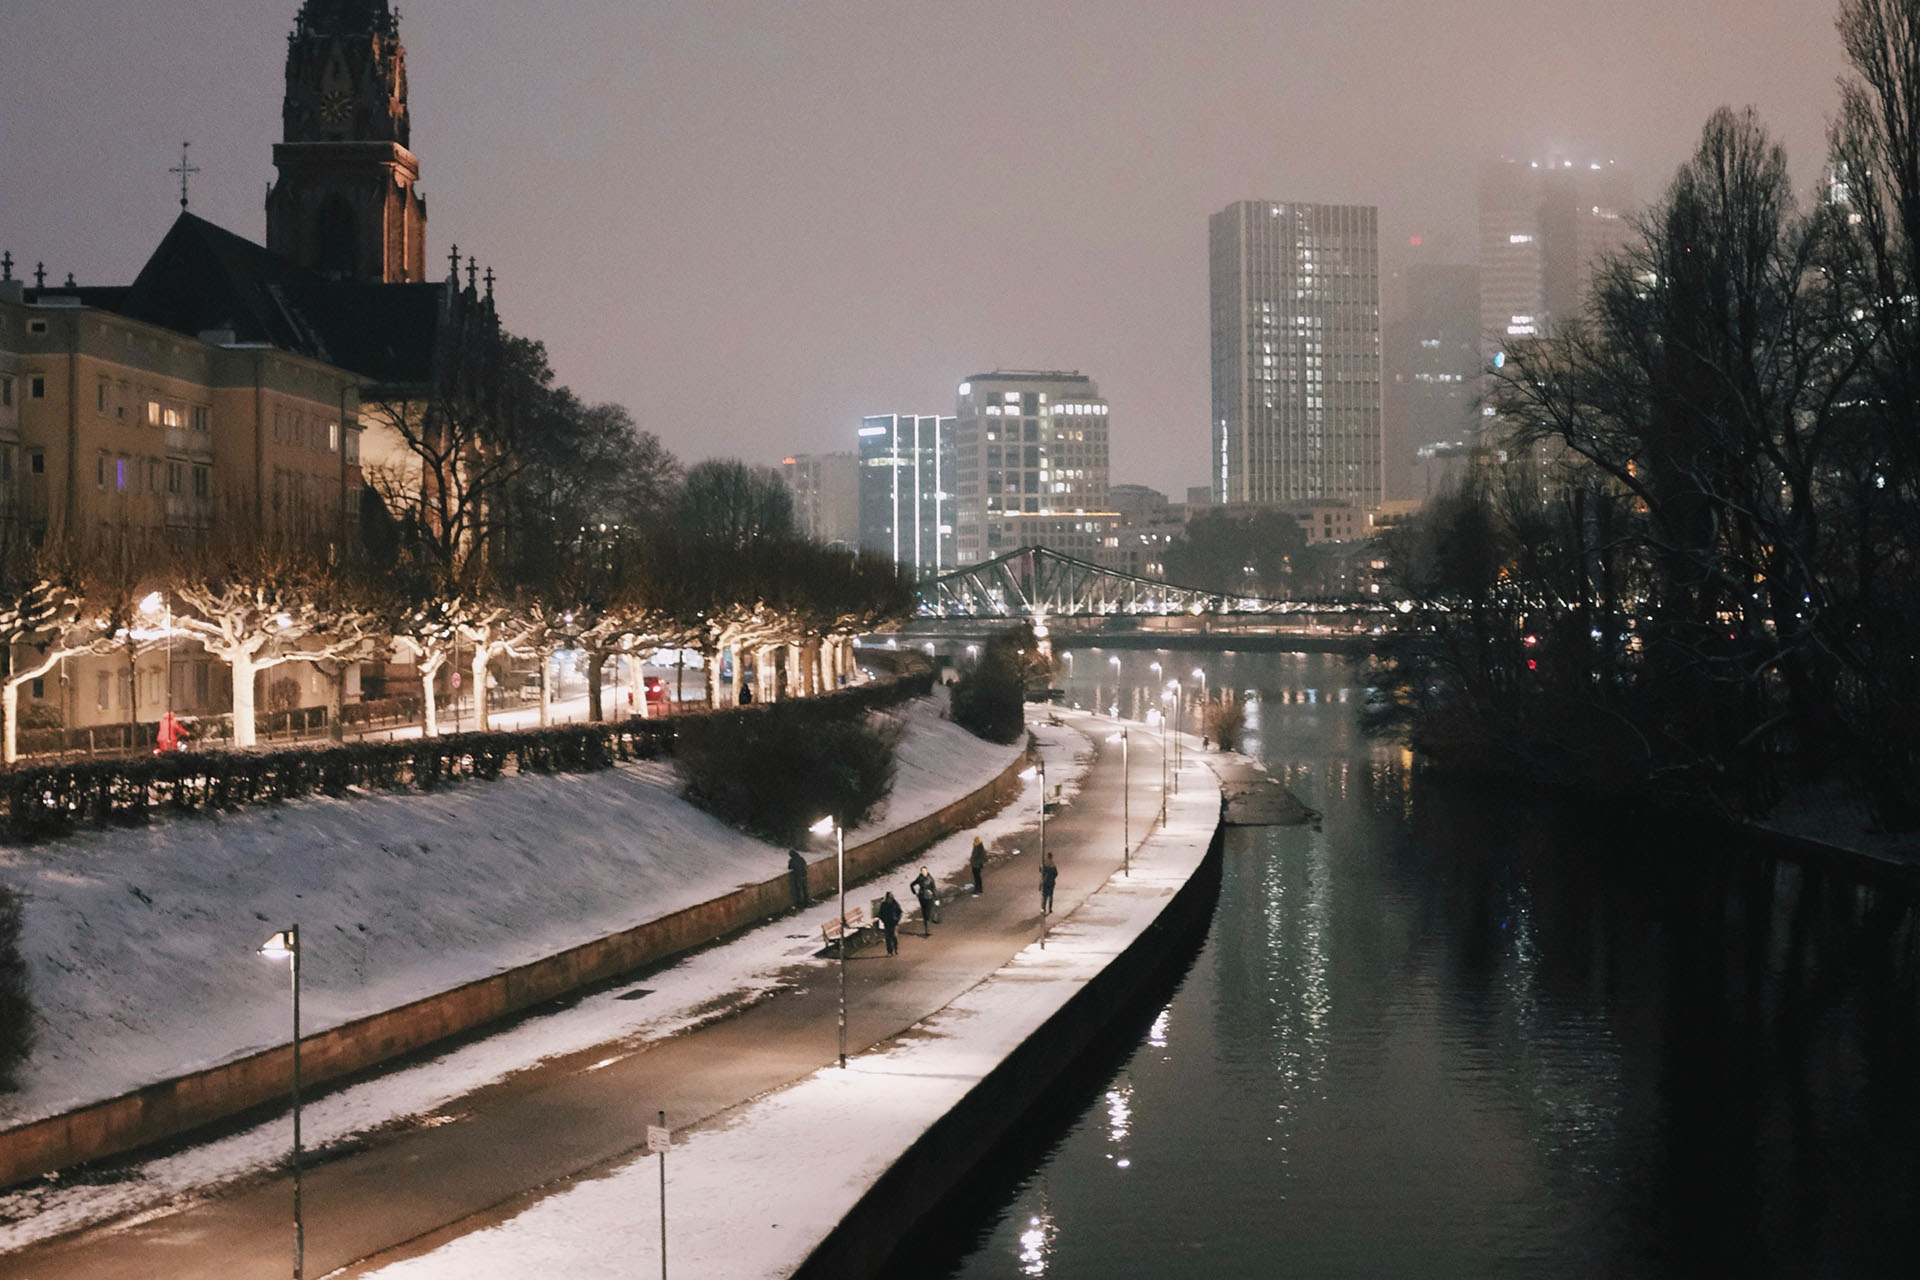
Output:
[{"xmin": 647, "ymin": 1125, "xmax": 671, "ymax": 1154}]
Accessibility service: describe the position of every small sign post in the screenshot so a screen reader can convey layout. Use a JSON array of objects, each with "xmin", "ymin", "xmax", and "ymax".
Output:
[{"xmin": 649, "ymin": 1113, "xmax": 670, "ymax": 1279}]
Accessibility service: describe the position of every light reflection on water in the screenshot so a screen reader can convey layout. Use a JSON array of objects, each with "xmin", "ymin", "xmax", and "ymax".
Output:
[{"xmin": 937, "ymin": 648, "xmax": 1920, "ymax": 1280}]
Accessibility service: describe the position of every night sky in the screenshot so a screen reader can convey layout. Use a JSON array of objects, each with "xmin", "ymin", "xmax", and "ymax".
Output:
[{"xmin": 0, "ymin": 0, "xmax": 1847, "ymax": 495}]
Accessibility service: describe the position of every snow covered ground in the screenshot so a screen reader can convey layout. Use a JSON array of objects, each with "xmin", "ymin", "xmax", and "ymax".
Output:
[
  {"xmin": 359, "ymin": 713, "xmax": 1221, "ymax": 1280},
  {"xmin": 0, "ymin": 690, "xmax": 1017, "ymax": 1130},
  {"xmin": 0, "ymin": 697, "xmax": 1052, "ymax": 1255}
]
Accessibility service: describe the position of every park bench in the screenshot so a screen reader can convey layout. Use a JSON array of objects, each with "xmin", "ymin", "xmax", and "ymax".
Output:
[{"xmin": 820, "ymin": 898, "xmax": 891, "ymax": 952}]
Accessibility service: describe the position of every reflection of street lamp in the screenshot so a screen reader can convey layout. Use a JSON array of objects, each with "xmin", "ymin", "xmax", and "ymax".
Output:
[
  {"xmin": 810, "ymin": 815, "xmax": 848, "ymax": 1068},
  {"xmin": 259, "ymin": 926, "xmax": 304, "ymax": 1280}
]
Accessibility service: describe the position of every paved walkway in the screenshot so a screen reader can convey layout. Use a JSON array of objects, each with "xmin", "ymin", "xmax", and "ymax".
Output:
[{"xmin": 0, "ymin": 712, "xmax": 1168, "ymax": 1280}]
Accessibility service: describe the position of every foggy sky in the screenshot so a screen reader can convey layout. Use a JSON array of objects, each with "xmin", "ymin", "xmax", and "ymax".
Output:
[{"xmin": 0, "ymin": 0, "xmax": 1848, "ymax": 496}]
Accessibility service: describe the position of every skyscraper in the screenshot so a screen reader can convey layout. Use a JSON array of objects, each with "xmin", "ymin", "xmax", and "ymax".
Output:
[
  {"xmin": 857, "ymin": 414, "xmax": 953, "ymax": 579},
  {"xmin": 1210, "ymin": 201, "xmax": 1383, "ymax": 509},
  {"xmin": 953, "ymin": 371, "xmax": 1114, "ymax": 566},
  {"xmin": 1384, "ymin": 262, "xmax": 1481, "ymax": 501},
  {"xmin": 1478, "ymin": 157, "xmax": 1634, "ymax": 353},
  {"xmin": 780, "ymin": 452, "xmax": 859, "ymax": 547}
]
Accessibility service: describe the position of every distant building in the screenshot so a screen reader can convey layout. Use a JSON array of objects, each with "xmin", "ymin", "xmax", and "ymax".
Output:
[
  {"xmin": 1478, "ymin": 156, "xmax": 1634, "ymax": 353},
  {"xmin": 952, "ymin": 371, "xmax": 1114, "ymax": 566},
  {"xmin": 1209, "ymin": 201, "xmax": 1383, "ymax": 511},
  {"xmin": 1384, "ymin": 263, "xmax": 1480, "ymax": 502},
  {"xmin": 857, "ymin": 415, "xmax": 953, "ymax": 579},
  {"xmin": 780, "ymin": 452, "xmax": 858, "ymax": 547},
  {"xmin": 1109, "ymin": 483, "xmax": 1170, "ymax": 525}
]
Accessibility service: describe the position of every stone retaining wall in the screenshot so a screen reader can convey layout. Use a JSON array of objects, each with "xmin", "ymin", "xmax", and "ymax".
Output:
[{"xmin": 0, "ymin": 752, "xmax": 1027, "ymax": 1190}]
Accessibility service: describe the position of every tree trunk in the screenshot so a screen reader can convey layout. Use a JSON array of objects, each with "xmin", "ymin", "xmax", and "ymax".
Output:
[
  {"xmin": 705, "ymin": 650, "xmax": 721, "ymax": 707},
  {"xmin": 2, "ymin": 679, "xmax": 17, "ymax": 767},
  {"xmin": 538, "ymin": 647, "xmax": 553, "ymax": 728},
  {"xmin": 471, "ymin": 645, "xmax": 491, "ymax": 733},
  {"xmin": 230, "ymin": 652, "xmax": 259, "ymax": 749},
  {"xmin": 325, "ymin": 662, "xmax": 347, "ymax": 744},
  {"xmin": 727, "ymin": 645, "xmax": 742, "ymax": 707},
  {"xmin": 420, "ymin": 653, "xmax": 445, "ymax": 737},
  {"xmin": 587, "ymin": 650, "xmax": 604, "ymax": 723}
]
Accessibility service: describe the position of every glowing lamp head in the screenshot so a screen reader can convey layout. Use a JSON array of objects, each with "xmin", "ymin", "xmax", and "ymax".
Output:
[
  {"xmin": 810, "ymin": 815, "xmax": 838, "ymax": 837},
  {"xmin": 259, "ymin": 930, "xmax": 296, "ymax": 961}
]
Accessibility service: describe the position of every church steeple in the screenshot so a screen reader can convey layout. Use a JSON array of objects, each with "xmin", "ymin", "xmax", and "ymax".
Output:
[{"xmin": 266, "ymin": 0, "xmax": 427, "ymax": 282}]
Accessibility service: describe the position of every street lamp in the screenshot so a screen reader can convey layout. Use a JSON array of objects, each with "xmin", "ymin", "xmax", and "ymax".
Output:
[
  {"xmin": 810, "ymin": 814, "xmax": 848, "ymax": 1069},
  {"xmin": 1106, "ymin": 728, "xmax": 1129, "ymax": 876},
  {"xmin": 1020, "ymin": 759, "xmax": 1047, "ymax": 864},
  {"xmin": 1166, "ymin": 679, "xmax": 1182, "ymax": 792},
  {"xmin": 259, "ymin": 926, "xmax": 303, "ymax": 1280}
]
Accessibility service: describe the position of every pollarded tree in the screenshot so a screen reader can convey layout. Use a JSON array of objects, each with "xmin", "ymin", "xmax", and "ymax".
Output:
[
  {"xmin": 170, "ymin": 524, "xmax": 380, "ymax": 750},
  {"xmin": 0, "ymin": 539, "xmax": 115, "ymax": 765}
]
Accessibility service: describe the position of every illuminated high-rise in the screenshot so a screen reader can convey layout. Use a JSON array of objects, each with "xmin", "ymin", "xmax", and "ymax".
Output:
[
  {"xmin": 1209, "ymin": 201, "xmax": 1383, "ymax": 508},
  {"xmin": 857, "ymin": 414, "xmax": 953, "ymax": 579},
  {"xmin": 1478, "ymin": 156, "xmax": 1634, "ymax": 354}
]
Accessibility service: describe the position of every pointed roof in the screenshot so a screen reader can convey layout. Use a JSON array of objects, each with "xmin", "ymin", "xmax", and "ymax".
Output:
[{"xmin": 118, "ymin": 213, "xmax": 446, "ymax": 395}]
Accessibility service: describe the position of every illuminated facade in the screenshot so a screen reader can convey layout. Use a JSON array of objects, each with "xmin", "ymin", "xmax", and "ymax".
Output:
[
  {"xmin": 1209, "ymin": 201, "xmax": 1383, "ymax": 509},
  {"xmin": 857, "ymin": 415, "xmax": 952, "ymax": 578},
  {"xmin": 952, "ymin": 372, "xmax": 1114, "ymax": 566},
  {"xmin": 780, "ymin": 452, "xmax": 858, "ymax": 546}
]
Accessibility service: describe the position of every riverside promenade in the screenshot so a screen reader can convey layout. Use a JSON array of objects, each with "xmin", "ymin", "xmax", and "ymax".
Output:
[{"xmin": 1, "ymin": 709, "xmax": 1224, "ymax": 1279}]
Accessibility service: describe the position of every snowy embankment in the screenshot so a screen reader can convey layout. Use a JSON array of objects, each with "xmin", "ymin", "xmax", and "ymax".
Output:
[
  {"xmin": 0, "ymin": 690, "xmax": 1018, "ymax": 1131},
  {"xmin": 362, "ymin": 714, "xmax": 1223, "ymax": 1280}
]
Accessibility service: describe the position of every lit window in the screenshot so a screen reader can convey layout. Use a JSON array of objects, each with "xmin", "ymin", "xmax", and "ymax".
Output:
[{"xmin": 148, "ymin": 401, "xmax": 161, "ymax": 425}]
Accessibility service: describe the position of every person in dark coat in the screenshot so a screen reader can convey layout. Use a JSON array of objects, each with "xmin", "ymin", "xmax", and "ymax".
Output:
[
  {"xmin": 1040, "ymin": 850, "xmax": 1058, "ymax": 915},
  {"xmin": 969, "ymin": 836, "xmax": 988, "ymax": 893},
  {"xmin": 787, "ymin": 849, "xmax": 809, "ymax": 910},
  {"xmin": 876, "ymin": 891, "xmax": 904, "ymax": 955},
  {"xmin": 910, "ymin": 867, "xmax": 938, "ymax": 935}
]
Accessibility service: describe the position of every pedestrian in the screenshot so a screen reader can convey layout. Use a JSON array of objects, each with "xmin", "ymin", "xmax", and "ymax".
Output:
[
  {"xmin": 969, "ymin": 836, "xmax": 988, "ymax": 894},
  {"xmin": 877, "ymin": 891, "xmax": 903, "ymax": 955},
  {"xmin": 1040, "ymin": 850, "xmax": 1058, "ymax": 915},
  {"xmin": 787, "ymin": 849, "xmax": 809, "ymax": 911},
  {"xmin": 910, "ymin": 866, "xmax": 939, "ymax": 936}
]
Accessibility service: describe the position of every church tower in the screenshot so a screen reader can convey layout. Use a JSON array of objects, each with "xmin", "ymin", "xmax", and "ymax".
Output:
[{"xmin": 266, "ymin": 0, "xmax": 428, "ymax": 283}]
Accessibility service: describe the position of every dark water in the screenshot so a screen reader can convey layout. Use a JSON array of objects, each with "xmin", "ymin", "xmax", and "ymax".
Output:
[{"xmin": 932, "ymin": 650, "xmax": 1920, "ymax": 1280}]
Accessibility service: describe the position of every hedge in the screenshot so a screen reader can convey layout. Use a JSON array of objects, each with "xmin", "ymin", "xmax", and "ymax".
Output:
[{"xmin": 1, "ymin": 669, "xmax": 934, "ymax": 844}]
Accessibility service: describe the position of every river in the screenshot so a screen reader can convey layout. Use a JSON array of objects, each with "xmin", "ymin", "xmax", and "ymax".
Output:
[{"xmin": 928, "ymin": 648, "xmax": 1920, "ymax": 1279}]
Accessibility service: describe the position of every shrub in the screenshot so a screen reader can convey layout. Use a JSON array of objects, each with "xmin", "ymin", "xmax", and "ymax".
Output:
[
  {"xmin": 18, "ymin": 703, "xmax": 62, "ymax": 731},
  {"xmin": 1205, "ymin": 697, "xmax": 1247, "ymax": 753},
  {"xmin": 675, "ymin": 702, "xmax": 901, "ymax": 845},
  {"xmin": 0, "ymin": 885, "xmax": 32, "ymax": 1092},
  {"xmin": 266, "ymin": 677, "xmax": 303, "ymax": 714},
  {"xmin": 949, "ymin": 630, "xmax": 1037, "ymax": 745}
]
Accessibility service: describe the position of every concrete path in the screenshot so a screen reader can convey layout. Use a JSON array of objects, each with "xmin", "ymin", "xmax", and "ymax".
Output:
[{"xmin": 0, "ymin": 713, "xmax": 1166, "ymax": 1280}]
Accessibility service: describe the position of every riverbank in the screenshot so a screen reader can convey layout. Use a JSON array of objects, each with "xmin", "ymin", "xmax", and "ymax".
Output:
[
  {"xmin": 340, "ymin": 710, "xmax": 1224, "ymax": 1280},
  {"xmin": 0, "ymin": 691, "xmax": 1021, "ymax": 1188}
]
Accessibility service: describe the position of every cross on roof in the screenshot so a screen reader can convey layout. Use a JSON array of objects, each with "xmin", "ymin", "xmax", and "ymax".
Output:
[
  {"xmin": 483, "ymin": 266, "xmax": 495, "ymax": 297},
  {"xmin": 1, "ymin": 252, "xmax": 12, "ymax": 282},
  {"xmin": 448, "ymin": 244, "xmax": 461, "ymax": 280},
  {"xmin": 34, "ymin": 262, "xmax": 46, "ymax": 289},
  {"xmin": 170, "ymin": 142, "xmax": 201, "ymax": 211}
]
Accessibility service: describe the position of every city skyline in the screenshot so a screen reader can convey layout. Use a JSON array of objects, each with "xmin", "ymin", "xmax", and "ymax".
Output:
[{"xmin": 0, "ymin": 0, "xmax": 1849, "ymax": 496}]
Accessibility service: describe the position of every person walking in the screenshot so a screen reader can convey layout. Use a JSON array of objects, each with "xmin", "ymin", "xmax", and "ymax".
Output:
[
  {"xmin": 910, "ymin": 867, "xmax": 939, "ymax": 936},
  {"xmin": 787, "ymin": 849, "xmax": 809, "ymax": 911},
  {"xmin": 1039, "ymin": 850, "xmax": 1058, "ymax": 915},
  {"xmin": 969, "ymin": 836, "xmax": 988, "ymax": 894},
  {"xmin": 876, "ymin": 891, "xmax": 903, "ymax": 955}
]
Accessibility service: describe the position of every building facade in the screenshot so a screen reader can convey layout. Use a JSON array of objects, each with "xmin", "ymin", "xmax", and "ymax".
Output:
[
  {"xmin": 1383, "ymin": 262, "xmax": 1481, "ymax": 502},
  {"xmin": 952, "ymin": 372, "xmax": 1114, "ymax": 566},
  {"xmin": 780, "ymin": 451, "xmax": 859, "ymax": 547},
  {"xmin": 857, "ymin": 415, "xmax": 953, "ymax": 579},
  {"xmin": 1210, "ymin": 201, "xmax": 1383, "ymax": 510},
  {"xmin": 1477, "ymin": 156, "xmax": 1634, "ymax": 353},
  {"xmin": 0, "ymin": 277, "xmax": 364, "ymax": 730}
]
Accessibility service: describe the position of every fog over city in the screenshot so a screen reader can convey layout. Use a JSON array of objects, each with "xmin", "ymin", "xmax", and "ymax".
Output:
[{"xmin": 1, "ymin": 0, "xmax": 1846, "ymax": 494}]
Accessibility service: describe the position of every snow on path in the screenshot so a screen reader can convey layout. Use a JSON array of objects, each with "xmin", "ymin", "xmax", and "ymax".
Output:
[
  {"xmin": 0, "ymin": 691, "xmax": 1015, "ymax": 1129},
  {"xmin": 0, "ymin": 696, "xmax": 1040, "ymax": 1252},
  {"xmin": 361, "ymin": 714, "xmax": 1219, "ymax": 1280}
]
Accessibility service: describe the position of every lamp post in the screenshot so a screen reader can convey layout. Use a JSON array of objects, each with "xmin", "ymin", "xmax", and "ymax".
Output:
[
  {"xmin": 259, "ymin": 926, "xmax": 303, "ymax": 1280},
  {"xmin": 1167, "ymin": 679, "xmax": 1182, "ymax": 792},
  {"xmin": 1021, "ymin": 759, "xmax": 1047, "ymax": 864},
  {"xmin": 1116, "ymin": 727, "xmax": 1129, "ymax": 876},
  {"xmin": 810, "ymin": 815, "xmax": 847, "ymax": 1068}
]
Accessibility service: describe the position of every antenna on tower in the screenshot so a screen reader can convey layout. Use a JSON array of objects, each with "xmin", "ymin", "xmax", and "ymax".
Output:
[{"xmin": 170, "ymin": 142, "xmax": 201, "ymax": 211}]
